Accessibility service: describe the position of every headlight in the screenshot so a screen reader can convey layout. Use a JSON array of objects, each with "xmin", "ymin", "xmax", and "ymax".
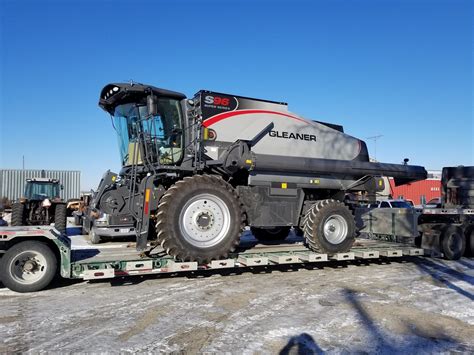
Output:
[{"xmin": 42, "ymin": 199, "xmax": 52, "ymax": 208}]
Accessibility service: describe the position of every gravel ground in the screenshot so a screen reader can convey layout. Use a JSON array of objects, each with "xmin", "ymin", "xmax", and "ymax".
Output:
[{"xmin": 1, "ymin": 231, "xmax": 473, "ymax": 354}]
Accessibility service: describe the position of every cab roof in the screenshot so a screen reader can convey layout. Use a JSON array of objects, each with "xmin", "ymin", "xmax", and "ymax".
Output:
[{"xmin": 99, "ymin": 82, "xmax": 186, "ymax": 115}]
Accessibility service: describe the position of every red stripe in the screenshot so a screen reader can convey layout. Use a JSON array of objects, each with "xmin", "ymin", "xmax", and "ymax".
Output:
[{"xmin": 202, "ymin": 109, "xmax": 308, "ymax": 127}]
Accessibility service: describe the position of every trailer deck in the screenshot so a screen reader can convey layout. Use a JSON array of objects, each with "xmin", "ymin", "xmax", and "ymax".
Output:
[{"xmin": 68, "ymin": 232, "xmax": 424, "ymax": 281}]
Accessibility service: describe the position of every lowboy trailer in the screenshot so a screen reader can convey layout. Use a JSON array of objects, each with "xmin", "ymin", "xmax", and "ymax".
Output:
[
  {"xmin": 0, "ymin": 206, "xmax": 472, "ymax": 293},
  {"xmin": 0, "ymin": 226, "xmax": 424, "ymax": 293}
]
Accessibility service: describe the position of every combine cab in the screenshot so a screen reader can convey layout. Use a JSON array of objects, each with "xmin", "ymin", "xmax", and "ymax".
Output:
[{"xmin": 11, "ymin": 178, "xmax": 67, "ymax": 233}]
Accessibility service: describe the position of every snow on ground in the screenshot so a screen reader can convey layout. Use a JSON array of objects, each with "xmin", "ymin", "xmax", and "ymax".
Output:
[{"xmin": 0, "ymin": 230, "xmax": 473, "ymax": 353}]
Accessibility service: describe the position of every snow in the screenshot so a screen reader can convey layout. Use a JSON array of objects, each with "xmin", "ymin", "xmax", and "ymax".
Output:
[{"xmin": 1, "ymin": 240, "xmax": 473, "ymax": 353}]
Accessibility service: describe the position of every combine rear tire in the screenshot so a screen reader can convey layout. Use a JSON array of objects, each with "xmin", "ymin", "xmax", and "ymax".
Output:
[
  {"xmin": 54, "ymin": 204, "xmax": 67, "ymax": 234},
  {"xmin": 441, "ymin": 226, "xmax": 465, "ymax": 260},
  {"xmin": 304, "ymin": 199, "xmax": 355, "ymax": 254},
  {"xmin": 156, "ymin": 175, "xmax": 244, "ymax": 263},
  {"xmin": 251, "ymin": 227, "xmax": 290, "ymax": 241},
  {"xmin": 0, "ymin": 241, "xmax": 57, "ymax": 293},
  {"xmin": 11, "ymin": 203, "xmax": 26, "ymax": 226}
]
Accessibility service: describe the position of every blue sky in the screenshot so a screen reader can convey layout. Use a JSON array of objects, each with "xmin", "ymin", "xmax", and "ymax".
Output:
[{"xmin": 1, "ymin": 0, "xmax": 472, "ymax": 190}]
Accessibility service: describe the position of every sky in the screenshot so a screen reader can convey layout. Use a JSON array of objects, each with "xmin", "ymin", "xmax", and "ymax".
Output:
[{"xmin": 0, "ymin": 0, "xmax": 472, "ymax": 190}]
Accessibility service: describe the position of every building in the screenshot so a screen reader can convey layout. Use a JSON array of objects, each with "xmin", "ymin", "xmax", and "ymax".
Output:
[
  {"xmin": 0, "ymin": 169, "xmax": 81, "ymax": 201},
  {"xmin": 389, "ymin": 170, "xmax": 441, "ymax": 205}
]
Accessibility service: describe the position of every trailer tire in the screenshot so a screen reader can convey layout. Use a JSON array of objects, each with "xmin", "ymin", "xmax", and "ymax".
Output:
[
  {"xmin": 156, "ymin": 175, "xmax": 245, "ymax": 263},
  {"xmin": 0, "ymin": 241, "xmax": 57, "ymax": 293},
  {"xmin": 441, "ymin": 225, "xmax": 465, "ymax": 260},
  {"xmin": 251, "ymin": 227, "xmax": 290, "ymax": 241},
  {"xmin": 11, "ymin": 203, "xmax": 26, "ymax": 226},
  {"xmin": 54, "ymin": 204, "xmax": 67, "ymax": 234},
  {"xmin": 466, "ymin": 225, "xmax": 474, "ymax": 256},
  {"xmin": 89, "ymin": 228, "xmax": 101, "ymax": 244},
  {"xmin": 304, "ymin": 199, "xmax": 355, "ymax": 254}
]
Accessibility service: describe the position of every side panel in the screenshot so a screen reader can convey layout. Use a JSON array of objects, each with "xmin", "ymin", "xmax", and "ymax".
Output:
[
  {"xmin": 196, "ymin": 91, "xmax": 367, "ymax": 162},
  {"xmin": 237, "ymin": 186, "xmax": 305, "ymax": 227},
  {"xmin": 355, "ymin": 208, "xmax": 419, "ymax": 238},
  {"xmin": 204, "ymin": 111, "xmax": 364, "ymax": 161}
]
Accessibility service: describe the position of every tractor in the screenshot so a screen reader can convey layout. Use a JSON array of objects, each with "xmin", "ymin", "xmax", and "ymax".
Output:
[{"xmin": 11, "ymin": 178, "xmax": 67, "ymax": 234}]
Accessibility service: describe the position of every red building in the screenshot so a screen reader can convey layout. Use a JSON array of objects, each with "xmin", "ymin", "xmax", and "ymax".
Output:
[{"xmin": 389, "ymin": 171, "xmax": 441, "ymax": 205}]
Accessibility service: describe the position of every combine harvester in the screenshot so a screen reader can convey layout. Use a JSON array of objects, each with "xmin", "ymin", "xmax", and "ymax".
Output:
[{"xmin": 0, "ymin": 83, "xmax": 471, "ymax": 292}]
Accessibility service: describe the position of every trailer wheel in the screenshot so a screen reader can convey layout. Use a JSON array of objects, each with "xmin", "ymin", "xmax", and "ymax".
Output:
[
  {"xmin": 251, "ymin": 227, "xmax": 290, "ymax": 241},
  {"xmin": 156, "ymin": 175, "xmax": 245, "ymax": 263},
  {"xmin": 11, "ymin": 203, "xmax": 26, "ymax": 226},
  {"xmin": 304, "ymin": 199, "xmax": 355, "ymax": 254},
  {"xmin": 0, "ymin": 241, "xmax": 57, "ymax": 293},
  {"xmin": 465, "ymin": 225, "xmax": 474, "ymax": 256},
  {"xmin": 54, "ymin": 204, "xmax": 67, "ymax": 234},
  {"xmin": 89, "ymin": 228, "xmax": 101, "ymax": 244},
  {"xmin": 441, "ymin": 226, "xmax": 465, "ymax": 260}
]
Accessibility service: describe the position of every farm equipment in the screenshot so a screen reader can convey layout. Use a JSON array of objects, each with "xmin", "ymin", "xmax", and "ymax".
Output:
[
  {"xmin": 11, "ymin": 178, "xmax": 67, "ymax": 233},
  {"xmin": 87, "ymin": 82, "xmax": 426, "ymax": 263}
]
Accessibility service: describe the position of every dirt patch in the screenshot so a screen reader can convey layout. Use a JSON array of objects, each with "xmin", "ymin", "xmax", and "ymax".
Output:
[
  {"xmin": 0, "ymin": 315, "xmax": 19, "ymax": 324},
  {"xmin": 214, "ymin": 290, "xmax": 255, "ymax": 312},
  {"xmin": 417, "ymin": 275, "xmax": 448, "ymax": 288},
  {"xmin": 118, "ymin": 306, "xmax": 166, "ymax": 342},
  {"xmin": 318, "ymin": 299, "xmax": 336, "ymax": 307},
  {"xmin": 166, "ymin": 325, "xmax": 217, "ymax": 352},
  {"xmin": 359, "ymin": 301, "xmax": 474, "ymax": 343}
]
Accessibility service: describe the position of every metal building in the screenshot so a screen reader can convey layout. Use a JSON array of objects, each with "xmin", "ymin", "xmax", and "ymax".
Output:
[{"xmin": 0, "ymin": 169, "xmax": 81, "ymax": 201}]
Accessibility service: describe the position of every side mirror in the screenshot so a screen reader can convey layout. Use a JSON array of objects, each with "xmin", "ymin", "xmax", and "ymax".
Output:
[
  {"xmin": 147, "ymin": 95, "xmax": 158, "ymax": 116},
  {"xmin": 61, "ymin": 184, "xmax": 64, "ymax": 190}
]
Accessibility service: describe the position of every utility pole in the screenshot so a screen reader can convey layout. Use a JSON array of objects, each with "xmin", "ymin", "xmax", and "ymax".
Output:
[
  {"xmin": 366, "ymin": 135, "xmax": 383, "ymax": 161},
  {"xmin": 22, "ymin": 155, "xmax": 25, "ymax": 170}
]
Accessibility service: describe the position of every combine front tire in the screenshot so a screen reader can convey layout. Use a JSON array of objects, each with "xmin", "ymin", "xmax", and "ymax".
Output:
[
  {"xmin": 11, "ymin": 203, "xmax": 26, "ymax": 226},
  {"xmin": 0, "ymin": 241, "xmax": 57, "ymax": 293},
  {"xmin": 304, "ymin": 199, "xmax": 355, "ymax": 254},
  {"xmin": 251, "ymin": 227, "xmax": 291, "ymax": 241},
  {"xmin": 156, "ymin": 175, "xmax": 244, "ymax": 263},
  {"xmin": 54, "ymin": 204, "xmax": 67, "ymax": 234}
]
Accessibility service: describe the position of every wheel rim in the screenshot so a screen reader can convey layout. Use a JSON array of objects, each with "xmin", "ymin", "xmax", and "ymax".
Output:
[
  {"xmin": 323, "ymin": 214, "xmax": 348, "ymax": 244},
  {"xmin": 179, "ymin": 193, "xmax": 231, "ymax": 248},
  {"xmin": 8, "ymin": 251, "xmax": 48, "ymax": 285}
]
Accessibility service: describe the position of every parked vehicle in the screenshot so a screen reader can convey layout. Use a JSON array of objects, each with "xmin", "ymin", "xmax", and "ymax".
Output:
[
  {"xmin": 369, "ymin": 199, "xmax": 413, "ymax": 209},
  {"xmin": 83, "ymin": 212, "xmax": 135, "ymax": 244},
  {"xmin": 10, "ymin": 178, "xmax": 67, "ymax": 234},
  {"xmin": 424, "ymin": 197, "xmax": 442, "ymax": 208}
]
